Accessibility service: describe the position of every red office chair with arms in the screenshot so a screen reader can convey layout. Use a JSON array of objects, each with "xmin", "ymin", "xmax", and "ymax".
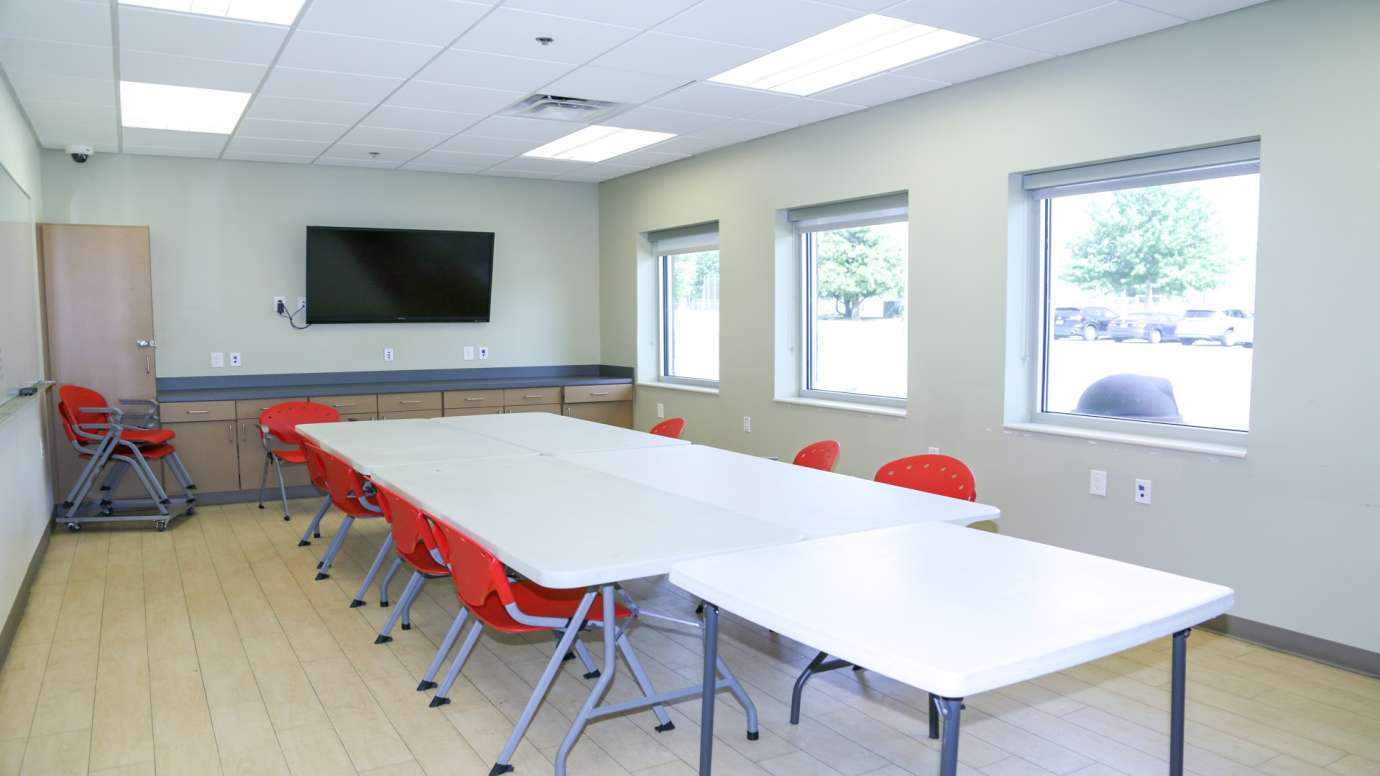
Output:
[
  {"xmin": 422, "ymin": 516, "xmax": 673, "ymax": 774},
  {"xmin": 257, "ymin": 401, "xmax": 340, "ymax": 524},
  {"xmin": 792, "ymin": 440, "xmax": 841, "ymax": 472},
  {"xmin": 649, "ymin": 417, "xmax": 686, "ymax": 438},
  {"xmin": 301, "ymin": 441, "xmax": 384, "ymax": 582}
]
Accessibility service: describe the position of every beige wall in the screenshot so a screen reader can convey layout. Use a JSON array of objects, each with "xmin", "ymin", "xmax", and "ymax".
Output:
[
  {"xmin": 599, "ymin": 0, "xmax": 1380, "ymax": 653},
  {"xmin": 41, "ymin": 153, "xmax": 600, "ymax": 377}
]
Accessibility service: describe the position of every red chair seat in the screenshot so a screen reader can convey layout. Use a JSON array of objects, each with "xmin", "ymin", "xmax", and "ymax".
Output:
[
  {"xmin": 119, "ymin": 427, "xmax": 176, "ymax": 445},
  {"xmin": 133, "ymin": 444, "xmax": 177, "ymax": 461},
  {"xmin": 470, "ymin": 583, "xmax": 631, "ymax": 633},
  {"xmin": 272, "ymin": 447, "xmax": 308, "ymax": 464}
]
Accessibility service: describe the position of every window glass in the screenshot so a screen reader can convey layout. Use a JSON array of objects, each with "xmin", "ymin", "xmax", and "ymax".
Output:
[{"xmin": 662, "ymin": 249, "xmax": 720, "ymax": 383}]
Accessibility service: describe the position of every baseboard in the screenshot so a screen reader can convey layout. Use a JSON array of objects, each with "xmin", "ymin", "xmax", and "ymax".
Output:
[
  {"xmin": 0, "ymin": 526, "xmax": 52, "ymax": 668},
  {"xmin": 1202, "ymin": 614, "xmax": 1380, "ymax": 679}
]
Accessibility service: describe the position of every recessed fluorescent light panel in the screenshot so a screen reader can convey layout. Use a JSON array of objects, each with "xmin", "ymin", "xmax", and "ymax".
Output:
[
  {"xmin": 523, "ymin": 126, "xmax": 675, "ymax": 163},
  {"xmin": 120, "ymin": 81, "xmax": 252, "ymax": 134},
  {"xmin": 710, "ymin": 15, "xmax": 977, "ymax": 96},
  {"xmin": 119, "ymin": 0, "xmax": 307, "ymax": 26}
]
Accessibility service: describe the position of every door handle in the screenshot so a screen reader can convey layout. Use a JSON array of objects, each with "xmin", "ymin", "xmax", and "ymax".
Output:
[{"xmin": 136, "ymin": 339, "xmax": 156, "ymax": 348}]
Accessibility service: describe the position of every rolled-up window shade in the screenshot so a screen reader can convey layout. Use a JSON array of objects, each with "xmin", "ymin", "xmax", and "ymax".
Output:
[
  {"xmin": 649, "ymin": 222, "xmax": 719, "ymax": 255},
  {"xmin": 788, "ymin": 192, "xmax": 907, "ymax": 231},
  {"xmin": 1023, "ymin": 141, "xmax": 1260, "ymax": 199}
]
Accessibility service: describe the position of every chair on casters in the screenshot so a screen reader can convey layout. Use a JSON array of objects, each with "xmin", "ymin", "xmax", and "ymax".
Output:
[
  {"xmin": 257, "ymin": 401, "xmax": 340, "ymax": 524},
  {"xmin": 55, "ymin": 384, "xmax": 196, "ymax": 532},
  {"xmin": 423, "ymin": 515, "xmax": 675, "ymax": 775},
  {"xmin": 792, "ymin": 440, "xmax": 841, "ymax": 472},
  {"xmin": 301, "ymin": 441, "xmax": 385, "ymax": 584},
  {"xmin": 649, "ymin": 417, "xmax": 686, "ymax": 438},
  {"xmin": 788, "ymin": 453, "xmax": 977, "ymax": 736}
]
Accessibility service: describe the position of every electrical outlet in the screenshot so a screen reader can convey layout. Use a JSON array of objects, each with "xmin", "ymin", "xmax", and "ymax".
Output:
[
  {"xmin": 656, "ymin": 402, "xmax": 665, "ymax": 419},
  {"xmin": 1135, "ymin": 478, "xmax": 1152, "ymax": 504},
  {"xmin": 273, "ymin": 296, "xmax": 287, "ymax": 314},
  {"xmin": 383, "ymin": 347, "xmax": 394, "ymax": 363},
  {"xmin": 742, "ymin": 416, "xmax": 752, "ymax": 433},
  {"xmin": 210, "ymin": 352, "xmax": 224, "ymax": 368},
  {"xmin": 927, "ymin": 446, "xmax": 940, "ymax": 454},
  {"xmin": 478, "ymin": 346, "xmax": 489, "ymax": 360},
  {"xmin": 463, "ymin": 346, "xmax": 474, "ymax": 361},
  {"xmin": 1089, "ymin": 469, "xmax": 1107, "ymax": 497},
  {"xmin": 229, "ymin": 352, "xmax": 242, "ymax": 367}
]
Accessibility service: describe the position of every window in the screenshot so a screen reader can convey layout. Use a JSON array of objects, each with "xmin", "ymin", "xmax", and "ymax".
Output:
[
  {"xmin": 1024, "ymin": 141, "xmax": 1260, "ymax": 438},
  {"xmin": 651, "ymin": 223, "xmax": 720, "ymax": 386},
  {"xmin": 790, "ymin": 194, "xmax": 908, "ymax": 404}
]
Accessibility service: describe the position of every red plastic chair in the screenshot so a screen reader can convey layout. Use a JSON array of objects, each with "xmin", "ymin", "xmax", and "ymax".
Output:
[
  {"xmin": 874, "ymin": 454, "xmax": 977, "ymax": 501},
  {"xmin": 56, "ymin": 384, "xmax": 195, "ymax": 531},
  {"xmin": 792, "ymin": 440, "xmax": 841, "ymax": 472},
  {"xmin": 301, "ymin": 441, "xmax": 382, "ymax": 581},
  {"xmin": 422, "ymin": 516, "xmax": 671, "ymax": 771},
  {"xmin": 649, "ymin": 417, "xmax": 686, "ymax": 438},
  {"xmin": 368, "ymin": 483, "xmax": 452, "ymax": 644},
  {"xmin": 258, "ymin": 401, "xmax": 340, "ymax": 522}
]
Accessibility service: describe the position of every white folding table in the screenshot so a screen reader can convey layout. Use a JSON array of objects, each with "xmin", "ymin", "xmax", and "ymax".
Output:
[
  {"xmin": 435, "ymin": 410, "xmax": 690, "ymax": 454},
  {"xmin": 296, "ymin": 418, "xmax": 537, "ymax": 475},
  {"xmin": 368, "ymin": 454, "xmax": 804, "ymax": 776},
  {"xmin": 670, "ymin": 522, "xmax": 1235, "ymax": 776}
]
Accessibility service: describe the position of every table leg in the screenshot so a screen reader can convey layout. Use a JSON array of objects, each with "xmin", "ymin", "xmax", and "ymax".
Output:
[
  {"xmin": 928, "ymin": 693, "xmax": 939, "ymax": 739},
  {"xmin": 938, "ymin": 696, "xmax": 963, "ymax": 776},
  {"xmin": 699, "ymin": 602, "xmax": 719, "ymax": 776},
  {"xmin": 554, "ymin": 585, "xmax": 618, "ymax": 776},
  {"xmin": 1170, "ymin": 628, "xmax": 1190, "ymax": 775}
]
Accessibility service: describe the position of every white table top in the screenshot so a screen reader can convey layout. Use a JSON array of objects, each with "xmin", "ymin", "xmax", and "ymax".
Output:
[
  {"xmin": 296, "ymin": 419, "xmax": 537, "ymax": 474},
  {"xmin": 670, "ymin": 522, "xmax": 1234, "ymax": 698},
  {"xmin": 435, "ymin": 411, "xmax": 690, "ymax": 454},
  {"xmin": 369, "ymin": 455, "xmax": 804, "ymax": 589},
  {"xmin": 559, "ymin": 444, "xmax": 999, "ymax": 538}
]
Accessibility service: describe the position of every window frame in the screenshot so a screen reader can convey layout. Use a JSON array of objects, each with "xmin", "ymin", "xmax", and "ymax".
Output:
[
  {"xmin": 792, "ymin": 196, "xmax": 909, "ymax": 408},
  {"xmin": 1014, "ymin": 141, "xmax": 1261, "ymax": 449},
  {"xmin": 654, "ymin": 228, "xmax": 721, "ymax": 389}
]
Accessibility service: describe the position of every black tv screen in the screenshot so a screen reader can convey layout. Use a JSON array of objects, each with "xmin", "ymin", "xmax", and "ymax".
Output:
[{"xmin": 305, "ymin": 226, "xmax": 494, "ymax": 323}]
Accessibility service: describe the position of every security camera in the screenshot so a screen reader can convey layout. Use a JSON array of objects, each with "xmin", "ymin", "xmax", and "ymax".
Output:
[{"xmin": 65, "ymin": 144, "xmax": 93, "ymax": 163}]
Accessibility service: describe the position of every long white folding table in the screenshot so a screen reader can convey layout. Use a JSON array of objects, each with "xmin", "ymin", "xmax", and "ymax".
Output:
[
  {"xmin": 297, "ymin": 417, "xmax": 538, "ymax": 474},
  {"xmin": 671, "ymin": 522, "xmax": 1235, "ymax": 776},
  {"xmin": 435, "ymin": 410, "xmax": 690, "ymax": 454}
]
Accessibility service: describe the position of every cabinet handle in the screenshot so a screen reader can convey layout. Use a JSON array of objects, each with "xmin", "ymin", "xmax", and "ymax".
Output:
[
  {"xmin": 186, "ymin": 409, "xmax": 210, "ymax": 415},
  {"xmin": 331, "ymin": 403, "xmax": 356, "ymax": 408},
  {"xmin": 399, "ymin": 399, "xmax": 422, "ymax": 405},
  {"xmin": 588, "ymin": 391, "xmax": 609, "ymax": 397},
  {"xmin": 464, "ymin": 397, "xmax": 485, "ymax": 402},
  {"xmin": 523, "ymin": 394, "xmax": 545, "ymax": 399},
  {"xmin": 226, "ymin": 424, "xmax": 234, "ymax": 443}
]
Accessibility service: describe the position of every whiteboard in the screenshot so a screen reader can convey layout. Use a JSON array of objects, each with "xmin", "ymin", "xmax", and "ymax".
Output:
[{"xmin": 0, "ymin": 162, "xmax": 41, "ymax": 404}]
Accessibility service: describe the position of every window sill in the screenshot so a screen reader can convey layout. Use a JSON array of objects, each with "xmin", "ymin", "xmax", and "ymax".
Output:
[
  {"xmin": 1003, "ymin": 422, "xmax": 1247, "ymax": 459},
  {"xmin": 637, "ymin": 381, "xmax": 720, "ymax": 396},
  {"xmin": 775, "ymin": 396, "xmax": 907, "ymax": 418}
]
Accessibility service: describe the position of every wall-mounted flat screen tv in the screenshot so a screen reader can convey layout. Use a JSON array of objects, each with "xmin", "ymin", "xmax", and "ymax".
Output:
[{"xmin": 305, "ymin": 226, "xmax": 495, "ymax": 323}]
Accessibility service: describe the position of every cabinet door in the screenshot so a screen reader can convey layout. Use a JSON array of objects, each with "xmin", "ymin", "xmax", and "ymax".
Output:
[
  {"xmin": 443, "ymin": 407, "xmax": 502, "ymax": 417},
  {"xmin": 379, "ymin": 409, "xmax": 444, "ymax": 420},
  {"xmin": 504, "ymin": 403, "xmax": 561, "ymax": 415},
  {"xmin": 563, "ymin": 401, "xmax": 633, "ymax": 428},
  {"xmin": 164, "ymin": 421, "xmax": 240, "ymax": 493},
  {"xmin": 237, "ymin": 419, "xmax": 310, "ymax": 490},
  {"xmin": 503, "ymin": 387, "xmax": 561, "ymax": 407}
]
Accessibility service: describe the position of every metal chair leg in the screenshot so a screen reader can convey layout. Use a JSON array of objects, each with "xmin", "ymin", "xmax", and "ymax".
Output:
[
  {"xmin": 315, "ymin": 516, "xmax": 353, "ymax": 580},
  {"xmin": 350, "ymin": 534, "xmax": 394, "ymax": 607},
  {"xmin": 257, "ymin": 451, "xmax": 271, "ymax": 509},
  {"xmin": 419, "ymin": 609, "xmax": 469, "ymax": 691},
  {"xmin": 273, "ymin": 456, "xmax": 291, "ymax": 520},
  {"xmin": 378, "ymin": 556, "xmax": 404, "ymax": 607},
  {"xmin": 429, "ymin": 619, "xmax": 484, "ymax": 707},
  {"xmin": 299, "ymin": 495, "xmax": 331, "ymax": 546},
  {"xmin": 375, "ymin": 571, "xmax": 423, "ymax": 643}
]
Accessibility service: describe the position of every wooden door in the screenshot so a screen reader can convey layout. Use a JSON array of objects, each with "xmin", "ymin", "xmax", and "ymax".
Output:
[{"xmin": 41, "ymin": 224, "xmax": 157, "ymax": 498}]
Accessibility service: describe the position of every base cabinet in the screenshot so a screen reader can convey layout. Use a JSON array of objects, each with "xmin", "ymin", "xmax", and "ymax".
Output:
[
  {"xmin": 444, "ymin": 407, "xmax": 502, "ymax": 417},
  {"xmin": 504, "ymin": 404, "xmax": 561, "ymax": 414},
  {"xmin": 163, "ymin": 420, "xmax": 240, "ymax": 493},
  {"xmin": 564, "ymin": 401, "xmax": 632, "ymax": 428}
]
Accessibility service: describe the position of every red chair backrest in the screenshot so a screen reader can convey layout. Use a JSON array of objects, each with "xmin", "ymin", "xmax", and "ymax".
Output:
[
  {"xmin": 426, "ymin": 516, "xmax": 522, "ymax": 630},
  {"xmin": 259, "ymin": 401, "xmax": 341, "ymax": 446},
  {"xmin": 306, "ymin": 442, "xmax": 377, "ymax": 516},
  {"xmin": 792, "ymin": 440, "xmax": 840, "ymax": 472},
  {"xmin": 874, "ymin": 454, "xmax": 977, "ymax": 501},
  {"xmin": 374, "ymin": 484, "xmax": 447, "ymax": 574},
  {"xmin": 57, "ymin": 384, "xmax": 110, "ymax": 440},
  {"xmin": 650, "ymin": 417, "xmax": 686, "ymax": 438},
  {"xmin": 302, "ymin": 439, "xmax": 330, "ymax": 490}
]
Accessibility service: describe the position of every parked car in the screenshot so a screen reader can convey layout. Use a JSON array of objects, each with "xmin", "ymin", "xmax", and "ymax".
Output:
[
  {"xmin": 1107, "ymin": 312, "xmax": 1179, "ymax": 344},
  {"xmin": 1053, "ymin": 306, "xmax": 1119, "ymax": 340},
  {"xmin": 1177, "ymin": 308, "xmax": 1254, "ymax": 347}
]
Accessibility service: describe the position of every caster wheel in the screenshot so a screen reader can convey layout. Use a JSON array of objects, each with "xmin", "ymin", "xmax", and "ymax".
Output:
[
  {"xmin": 99, "ymin": 509, "xmax": 114, "ymax": 518},
  {"xmin": 66, "ymin": 522, "xmax": 81, "ymax": 533},
  {"xmin": 155, "ymin": 521, "xmax": 168, "ymax": 532},
  {"xmin": 185, "ymin": 507, "xmax": 196, "ymax": 516}
]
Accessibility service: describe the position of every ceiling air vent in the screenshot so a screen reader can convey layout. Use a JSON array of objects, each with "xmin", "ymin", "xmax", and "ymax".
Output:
[{"xmin": 502, "ymin": 94, "xmax": 620, "ymax": 123}]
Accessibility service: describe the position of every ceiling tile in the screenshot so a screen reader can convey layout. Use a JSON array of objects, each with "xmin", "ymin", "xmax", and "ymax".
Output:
[
  {"xmin": 690, "ymin": 117, "xmax": 791, "ymax": 144},
  {"xmin": 317, "ymin": 157, "xmax": 407, "ymax": 168},
  {"xmin": 609, "ymin": 148, "xmax": 688, "ymax": 167},
  {"xmin": 387, "ymin": 80, "xmax": 523, "ymax": 114},
  {"xmin": 811, "ymin": 0, "xmax": 903, "ymax": 10},
  {"xmin": 415, "ymin": 48, "xmax": 572, "ymax": 92},
  {"xmin": 648, "ymin": 83, "xmax": 799, "ymax": 119},
  {"xmin": 7, "ymin": 72, "xmax": 115, "ymax": 107},
  {"xmin": 1124, "ymin": 0, "xmax": 1265, "ymax": 21},
  {"xmin": 499, "ymin": 0, "xmax": 701, "ymax": 29},
  {"xmin": 118, "ymin": 7, "xmax": 287, "ymax": 64},
  {"xmin": 245, "ymin": 95, "xmax": 376, "ymax": 125},
  {"xmin": 590, "ymin": 33, "xmax": 767, "ymax": 81},
  {"xmin": 0, "ymin": 0, "xmax": 111, "ymax": 47},
  {"xmin": 225, "ymin": 135, "xmax": 333, "ymax": 156},
  {"xmin": 360, "ymin": 105, "xmax": 482, "ymax": 134},
  {"xmin": 560, "ymin": 161, "xmax": 642, "ymax": 181},
  {"xmin": 655, "ymin": 0, "xmax": 862, "ymax": 50},
  {"xmin": 124, "ymin": 144, "xmax": 223, "ymax": 159},
  {"xmin": 892, "ymin": 41, "xmax": 1050, "ymax": 84},
  {"xmin": 299, "ymin": 0, "xmax": 491, "ymax": 45},
  {"xmin": 318, "ymin": 143, "xmax": 411, "ymax": 166},
  {"xmin": 236, "ymin": 117, "xmax": 349, "ymax": 142},
  {"xmin": 277, "ymin": 31, "xmax": 439, "ymax": 78},
  {"xmin": 433, "ymin": 133, "xmax": 541, "ymax": 155},
  {"xmin": 460, "ymin": 115, "xmax": 578, "ymax": 142},
  {"xmin": 405, "ymin": 149, "xmax": 509, "ymax": 172},
  {"xmin": 454, "ymin": 8, "xmax": 640, "ymax": 65},
  {"xmin": 337, "ymin": 124, "xmax": 450, "ymax": 151},
  {"xmin": 119, "ymin": 49, "xmax": 267, "ymax": 92},
  {"xmin": 646, "ymin": 134, "xmax": 734, "ymax": 155},
  {"xmin": 259, "ymin": 67, "xmax": 403, "ymax": 103},
  {"xmin": 482, "ymin": 167, "xmax": 564, "ymax": 179},
  {"xmin": 816, "ymin": 72, "xmax": 946, "ymax": 106},
  {"xmin": 604, "ymin": 106, "xmax": 722, "ymax": 134},
  {"xmin": 748, "ymin": 98, "xmax": 864, "ymax": 127},
  {"xmin": 0, "ymin": 38, "xmax": 112, "ymax": 80},
  {"xmin": 541, "ymin": 66, "xmax": 688, "ymax": 104},
  {"xmin": 884, "ymin": 0, "xmax": 1107, "ymax": 38},
  {"xmin": 123, "ymin": 127, "xmax": 229, "ymax": 153},
  {"xmin": 222, "ymin": 150, "xmax": 317, "ymax": 164},
  {"xmin": 488, "ymin": 156, "xmax": 588, "ymax": 174},
  {"xmin": 24, "ymin": 99, "xmax": 117, "ymax": 149},
  {"xmin": 998, "ymin": 2, "xmax": 1183, "ymax": 55}
]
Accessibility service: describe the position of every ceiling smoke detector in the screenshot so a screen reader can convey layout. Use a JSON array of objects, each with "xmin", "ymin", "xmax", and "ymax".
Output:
[{"xmin": 502, "ymin": 94, "xmax": 620, "ymax": 123}]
